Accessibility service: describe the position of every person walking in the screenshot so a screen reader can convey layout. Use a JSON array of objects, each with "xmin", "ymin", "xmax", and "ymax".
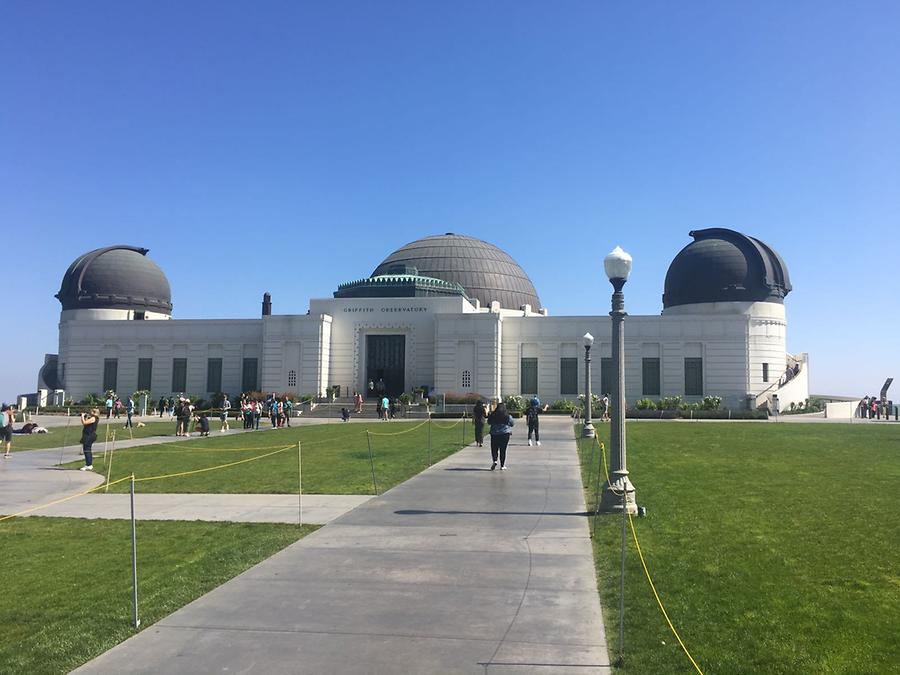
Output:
[
  {"xmin": 105, "ymin": 395, "xmax": 114, "ymax": 419},
  {"xmin": 487, "ymin": 401, "xmax": 514, "ymax": 470},
  {"xmin": 601, "ymin": 393, "xmax": 610, "ymax": 422},
  {"xmin": 157, "ymin": 395, "xmax": 166, "ymax": 418},
  {"xmin": 472, "ymin": 400, "xmax": 486, "ymax": 447},
  {"xmin": 381, "ymin": 395, "xmax": 390, "ymax": 421},
  {"xmin": 270, "ymin": 399, "xmax": 279, "ymax": 428},
  {"xmin": 220, "ymin": 394, "xmax": 231, "ymax": 432},
  {"xmin": 525, "ymin": 397, "xmax": 541, "ymax": 446},
  {"xmin": 79, "ymin": 408, "xmax": 100, "ymax": 471},
  {"xmin": 283, "ymin": 397, "xmax": 293, "ymax": 427},
  {"xmin": 124, "ymin": 396, "xmax": 135, "ymax": 428},
  {"xmin": 1, "ymin": 404, "xmax": 13, "ymax": 458}
]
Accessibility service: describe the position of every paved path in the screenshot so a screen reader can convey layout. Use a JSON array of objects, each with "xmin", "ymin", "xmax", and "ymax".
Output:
[
  {"xmin": 0, "ymin": 430, "xmax": 369, "ymax": 525},
  {"xmin": 75, "ymin": 417, "xmax": 610, "ymax": 674}
]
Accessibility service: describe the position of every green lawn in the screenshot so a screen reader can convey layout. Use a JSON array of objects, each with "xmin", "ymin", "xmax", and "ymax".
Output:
[
  {"xmin": 0, "ymin": 517, "xmax": 315, "ymax": 674},
  {"xmin": 578, "ymin": 422, "xmax": 900, "ymax": 675},
  {"xmin": 62, "ymin": 419, "xmax": 470, "ymax": 495},
  {"xmin": 8, "ymin": 418, "xmax": 179, "ymax": 452}
]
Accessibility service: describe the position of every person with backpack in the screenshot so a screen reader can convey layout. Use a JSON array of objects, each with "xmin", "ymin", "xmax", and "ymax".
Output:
[
  {"xmin": 472, "ymin": 400, "xmax": 486, "ymax": 447},
  {"xmin": 525, "ymin": 397, "xmax": 542, "ymax": 447},
  {"xmin": 124, "ymin": 395, "xmax": 135, "ymax": 429},
  {"xmin": 487, "ymin": 401, "xmax": 515, "ymax": 470},
  {"xmin": 1, "ymin": 404, "xmax": 14, "ymax": 458}
]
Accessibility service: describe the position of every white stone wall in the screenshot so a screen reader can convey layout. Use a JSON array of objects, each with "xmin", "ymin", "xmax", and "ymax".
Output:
[
  {"xmin": 260, "ymin": 314, "xmax": 332, "ymax": 396},
  {"xmin": 58, "ymin": 318, "xmax": 262, "ymax": 400}
]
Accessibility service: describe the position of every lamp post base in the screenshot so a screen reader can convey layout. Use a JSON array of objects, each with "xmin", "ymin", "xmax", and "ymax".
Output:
[
  {"xmin": 599, "ymin": 475, "xmax": 637, "ymax": 514},
  {"xmin": 582, "ymin": 422, "xmax": 596, "ymax": 438}
]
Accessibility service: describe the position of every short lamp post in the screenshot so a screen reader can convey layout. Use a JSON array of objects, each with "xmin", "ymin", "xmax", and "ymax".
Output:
[
  {"xmin": 600, "ymin": 246, "xmax": 637, "ymax": 514},
  {"xmin": 582, "ymin": 332, "xmax": 595, "ymax": 438}
]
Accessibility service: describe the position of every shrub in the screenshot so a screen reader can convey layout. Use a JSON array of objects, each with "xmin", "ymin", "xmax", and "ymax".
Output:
[
  {"xmin": 577, "ymin": 393, "xmax": 602, "ymax": 410},
  {"xmin": 658, "ymin": 396, "xmax": 684, "ymax": 410},
  {"xmin": 504, "ymin": 395, "xmax": 525, "ymax": 412},
  {"xmin": 398, "ymin": 392, "xmax": 411, "ymax": 405},
  {"xmin": 550, "ymin": 399, "xmax": 578, "ymax": 412},
  {"xmin": 444, "ymin": 392, "xmax": 486, "ymax": 404},
  {"xmin": 700, "ymin": 395, "xmax": 722, "ymax": 410},
  {"xmin": 80, "ymin": 393, "xmax": 104, "ymax": 406},
  {"xmin": 636, "ymin": 398, "xmax": 657, "ymax": 410}
]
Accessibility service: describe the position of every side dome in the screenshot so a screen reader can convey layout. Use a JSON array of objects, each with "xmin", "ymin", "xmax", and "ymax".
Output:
[
  {"xmin": 663, "ymin": 228, "xmax": 791, "ymax": 309},
  {"xmin": 56, "ymin": 245, "xmax": 173, "ymax": 314},
  {"xmin": 372, "ymin": 233, "xmax": 541, "ymax": 310}
]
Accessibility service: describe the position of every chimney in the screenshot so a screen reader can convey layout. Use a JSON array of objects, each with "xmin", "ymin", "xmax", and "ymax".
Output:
[{"xmin": 262, "ymin": 292, "xmax": 272, "ymax": 316}]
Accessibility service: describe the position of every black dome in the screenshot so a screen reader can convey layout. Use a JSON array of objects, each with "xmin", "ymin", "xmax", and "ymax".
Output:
[
  {"xmin": 56, "ymin": 245, "xmax": 172, "ymax": 313},
  {"xmin": 372, "ymin": 234, "xmax": 541, "ymax": 310},
  {"xmin": 663, "ymin": 229, "xmax": 791, "ymax": 309}
]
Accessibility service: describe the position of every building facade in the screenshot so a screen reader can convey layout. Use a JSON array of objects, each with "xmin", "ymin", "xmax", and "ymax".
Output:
[{"xmin": 39, "ymin": 230, "xmax": 808, "ymax": 409}]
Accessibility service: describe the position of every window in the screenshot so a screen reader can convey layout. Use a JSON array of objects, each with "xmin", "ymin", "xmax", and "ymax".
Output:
[
  {"xmin": 762, "ymin": 362, "xmax": 769, "ymax": 383},
  {"xmin": 600, "ymin": 357, "xmax": 613, "ymax": 398},
  {"xmin": 102, "ymin": 358, "xmax": 118, "ymax": 392},
  {"xmin": 207, "ymin": 358, "xmax": 223, "ymax": 393},
  {"xmin": 288, "ymin": 369, "xmax": 297, "ymax": 387},
  {"xmin": 171, "ymin": 358, "xmax": 187, "ymax": 393},
  {"xmin": 134, "ymin": 311, "xmax": 145, "ymax": 320},
  {"xmin": 242, "ymin": 358, "xmax": 258, "ymax": 393},
  {"xmin": 461, "ymin": 370, "xmax": 471, "ymax": 388},
  {"xmin": 520, "ymin": 357, "xmax": 538, "ymax": 395},
  {"xmin": 642, "ymin": 358, "xmax": 660, "ymax": 396},
  {"xmin": 137, "ymin": 358, "xmax": 153, "ymax": 391},
  {"xmin": 560, "ymin": 358, "xmax": 578, "ymax": 395},
  {"xmin": 684, "ymin": 358, "xmax": 703, "ymax": 396}
]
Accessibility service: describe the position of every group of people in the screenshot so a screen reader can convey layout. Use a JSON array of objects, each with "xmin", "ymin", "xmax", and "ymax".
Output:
[
  {"xmin": 471, "ymin": 397, "xmax": 547, "ymax": 471},
  {"xmin": 858, "ymin": 395, "xmax": 893, "ymax": 420},
  {"xmin": 237, "ymin": 394, "xmax": 293, "ymax": 430},
  {"xmin": 104, "ymin": 393, "xmax": 136, "ymax": 428}
]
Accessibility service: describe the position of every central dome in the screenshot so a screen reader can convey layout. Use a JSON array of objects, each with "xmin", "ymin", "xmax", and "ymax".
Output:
[{"xmin": 372, "ymin": 233, "xmax": 541, "ymax": 310}]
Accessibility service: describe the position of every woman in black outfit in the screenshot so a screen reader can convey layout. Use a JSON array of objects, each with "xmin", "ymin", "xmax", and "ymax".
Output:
[
  {"xmin": 487, "ymin": 402, "xmax": 514, "ymax": 470},
  {"xmin": 472, "ymin": 400, "xmax": 486, "ymax": 447},
  {"xmin": 79, "ymin": 408, "xmax": 100, "ymax": 471}
]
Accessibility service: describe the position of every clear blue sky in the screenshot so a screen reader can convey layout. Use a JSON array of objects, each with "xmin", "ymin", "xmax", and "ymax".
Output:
[{"xmin": 2, "ymin": 1, "xmax": 898, "ymax": 402}]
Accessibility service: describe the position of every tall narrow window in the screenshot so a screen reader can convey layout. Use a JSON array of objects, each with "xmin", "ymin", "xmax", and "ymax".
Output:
[
  {"xmin": 461, "ymin": 370, "xmax": 471, "ymax": 388},
  {"xmin": 172, "ymin": 358, "xmax": 187, "ymax": 393},
  {"xmin": 642, "ymin": 358, "xmax": 661, "ymax": 396},
  {"xmin": 684, "ymin": 358, "xmax": 703, "ymax": 396},
  {"xmin": 137, "ymin": 358, "xmax": 153, "ymax": 391},
  {"xmin": 560, "ymin": 358, "xmax": 577, "ymax": 395},
  {"xmin": 102, "ymin": 358, "xmax": 118, "ymax": 392},
  {"xmin": 207, "ymin": 358, "xmax": 223, "ymax": 393},
  {"xmin": 600, "ymin": 357, "xmax": 614, "ymax": 398},
  {"xmin": 242, "ymin": 358, "xmax": 258, "ymax": 393},
  {"xmin": 762, "ymin": 362, "xmax": 769, "ymax": 383},
  {"xmin": 287, "ymin": 370, "xmax": 297, "ymax": 387},
  {"xmin": 520, "ymin": 358, "xmax": 538, "ymax": 395}
]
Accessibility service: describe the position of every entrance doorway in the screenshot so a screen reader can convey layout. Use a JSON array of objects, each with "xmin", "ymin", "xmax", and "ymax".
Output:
[{"xmin": 366, "ymin": 335, "xmax": 405, "ymax": 398}]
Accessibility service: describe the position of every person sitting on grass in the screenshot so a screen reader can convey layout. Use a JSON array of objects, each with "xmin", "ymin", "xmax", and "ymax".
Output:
[{"xmin": 341, "ymin": 407, "xmax": 350, "ymax": 422}]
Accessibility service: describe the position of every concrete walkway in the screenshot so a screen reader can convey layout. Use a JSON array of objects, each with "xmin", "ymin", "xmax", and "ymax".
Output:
[
  {"xmin": 0, "ymin": 431, "xmax": 369, "ymax": 525},
  {"xmin": 75, "ymin": 416, "xmax": 610, "ymax": 674}
]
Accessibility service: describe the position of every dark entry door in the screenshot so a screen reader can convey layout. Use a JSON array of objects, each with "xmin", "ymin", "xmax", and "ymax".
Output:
[{"xmin": 366, "ymin": 335, "xmax": 405, "ymax": 398}]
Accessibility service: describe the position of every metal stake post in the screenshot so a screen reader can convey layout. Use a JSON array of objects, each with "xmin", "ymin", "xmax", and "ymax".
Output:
[
  {"xmin": 619, "ymin": 484, "xmax": 627, "ymax": 665},
  {"xmin": 105, "ymin": 432, "xmax": 116, "ymax": 492},
  {"xmin": 58, "ymin": 415, "xmax": 72, "ymax": 468},
  {"xmin": 297, "ymin": 442, "xmax": 303, "ymax": 526},
  {"xmin": 130, "ymin": 474, "xmax": 140, "ymax": 629},
  {"xmin": 427, "ymin": 417, "xmax": 432, "ymax": 466},
  {"xmin": 365, "ymin": 431, "xmax": 378, "ymax": 495}
]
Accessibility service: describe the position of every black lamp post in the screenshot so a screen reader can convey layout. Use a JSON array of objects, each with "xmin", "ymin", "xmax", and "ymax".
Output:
[
  {"xmin": 582, "ymin": 332, "xmax": 595, "ymax": 438},
  {"xmin": 600, "ymin": 246, "xmax": 636, "ymax": 514}
]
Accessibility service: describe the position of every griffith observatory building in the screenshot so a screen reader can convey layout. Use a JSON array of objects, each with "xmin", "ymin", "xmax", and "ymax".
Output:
[{"xmin": 37, "ymin": 229, "xmax": 809, "ymax": 410}]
